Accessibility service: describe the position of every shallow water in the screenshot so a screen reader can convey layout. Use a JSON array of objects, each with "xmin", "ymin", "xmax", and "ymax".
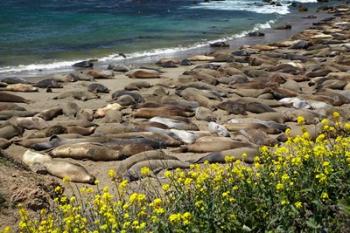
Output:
[{"xmin": 0, "ymin": 0, "xmax": 319, "ymax": 75}]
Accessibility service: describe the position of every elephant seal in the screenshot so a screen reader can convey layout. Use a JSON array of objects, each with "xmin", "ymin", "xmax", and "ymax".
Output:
[
  {"xmin": 0, "ymin": 110, "xmax": 38, "ymax": 120},
  {"xmin": 49, "ymin": 142, "xmax": 122, "ymax": 161},
  {"xmin": 0, "ymin": 138, "xmax": 11, "ymax": 149},
  {"xmin": 9, "ymin": 117, "xmax": 49, "ymax": 130},
  {"xmin": 195, "ymin": 106, "xmax": 215, "ymax": 121},
  {"xmin": 224, "ymin": 122, "xmax": 280, "ymax": 134},
  {"xmin": 117, "ymin": 150, "xmax": 178, "ymax": 175},
  {"xmin": 240, "ymin": 129, "xmax": 277, "ymax": 146},
  {"xmin": 0, "ymin": 84, "xmax": 38, "ymax": 92},
  {"xmin": 0, "ymin": 92, "xmax": 31, "ymax": 103},
  {"xmin": 35, "ymin": 79, "xmax": 63, "ymax": 88},
  {"xmin": 133, "ymin": 106, "xmax": 194, "ymax": 118},
  {"xmin": 62, "ymin": 102, "xmax": 81, "ymax": 117},
  {"xmin": 125, "ymin": 81, "xmax": 152, "ymax": 91},
  {"xmin": 87, "ymin": 83, "xmax": 110, "ymax": 93},
  {"xmin": 217, "ymin": 101, "xmax": 275, "ymax": 115},
  {"xmin": 126, "ymin": 69, "xmax": 161, "ymax": 79},
  {"xmin": 27, "ymin": 125, "xmax": 68, "ymax": 138},
  {"xmin": 1, "ymin": 77, "xmax": 31, "ymax": 84},
  {"xmin": 0, "ymin": 124, "xmax": 22, "ymax": 139},
  {"xmin": 0, "ymin": 103, "xmax": 26, "ymax": 111},
  {"xmin": 95, "ymin": 103, "xmax": 122, "ymax": 118},
  {"xmin": 44, "ymin": 160, "xmax": 96, "ymax": 184},
  {"xmin": 67, "ymin": 126, "xmax": 96, "ymax": 136},
  {"xmin": 53, "ymin": 91, "xmax": 99, "ymax": 101},
  {"xmin": 208, "ymin": 122, "xmax": 230, "ymax": 137},
  {"xmin": 195, "ymin": 147, "xmax": 258, "ymax": 164},
  {"xmin": 36, "ymin": 107, "xmax": 63, "ymax": 121},
  {"xmin": 86, "ymin": 69, "xmax": 113, "ymax": 79},
  {"xmin": 111, "ymin": 90, "xmax": 144, "ymax": 103},
  {"xmin": 22, "ymin": 150, "xmax": 52, "ymax": 167},
  {"xmin": 180, "ymin": 136, "xmax": 251, "ymax": 153},
  {"xmin": 124, "ymin": 159, "xmax": 190, "ymax": 181},
  {"xmin": 149, "ymin": 116, "xmax": 198, "ymax": 130},
  {"xmin": 188, "ymin": 55, "xmax": 215, "ymax": 61},
  {"xmin": 22, "ymin": 150, "xmax": 95, "ymax": 184}
]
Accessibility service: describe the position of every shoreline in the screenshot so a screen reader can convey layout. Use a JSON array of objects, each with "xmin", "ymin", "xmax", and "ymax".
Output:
[{"xmin": 0, "ymin": 4, "xmax": 333, "ymax": 79}]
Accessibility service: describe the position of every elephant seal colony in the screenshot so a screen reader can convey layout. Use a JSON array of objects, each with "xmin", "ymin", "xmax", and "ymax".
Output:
[{"xmin": 1, "ymin": 5, "xmax": 350, "ymax": 187}]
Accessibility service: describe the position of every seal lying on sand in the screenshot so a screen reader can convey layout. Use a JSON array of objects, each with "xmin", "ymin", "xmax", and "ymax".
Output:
[
  {"xmin": 36, "ymin": 107, "xmax": 63, "ymax": 121},
  {"xmin": 9, "ymin": 116, "xmax": 49, "ymax": 130},
  {"xmin": 0, "ymin": 84, "xmax": 38, "ymax": 92},
  {"xmin": 217, "ymin": 100, "xmax": 275, "ymax": 115},
  {"xmin": 133, "ymin": 105, "xmax": 194, "ymax": 118},
  {"xmin": 149, "ymin": 116, "xmax": 199, "ymax": 130},
  {"xmin": 126, "ymin": 69, "xmax": 161, "ymax": 79},
  {"xmin": 179, "ymin": 136, "xmax": 251, "ymax": 153},
  {"xmin": 49, "ymin": 142, "xmax": 122, "ymax": 161},
  {"xmin": 22, "ymin": 150, "xmax": 95, "ymax": 184},
  {"xmin": 53, "ymin": 91, "xmax": 99, "ymax": 101},
  {"xmin": 117, "ymin": 150, "xmax": 178, "ymax": 175},
  {"xmin": 195, "ymin": 147, "xmax": 259, "ymax": 164},
  {"xmin": 0, "ymin": 92, "xmax": 31, "ymax": 103},
  {"xmin": 123, "ymin": 159, "xmax": 190, "ymax": 181}
]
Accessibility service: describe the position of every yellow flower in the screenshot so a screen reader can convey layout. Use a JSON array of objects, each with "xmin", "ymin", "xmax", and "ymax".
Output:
[
  {"xmin": 297, "ymin": 116, "xmax": 305, "ymax": 125},
  {"xmin": 294, "ymin": 201, "xmax": 302, "ymax": 209},
  {"xmin": 321, "ymin": 192, "xmax": 329, "ymax": 200},
  {"xmin": 321, "ymin": 118, "xmax": 329, "ymax": 126},
  {"xmin": 276, "ymin": 183, "xmax": 284, "ymax": 191},
  {"xmin": 118, "ymin": 180, "xmax": 128, "ymax": 191},
  {"xmin": 164, "ymin": 170, "xmax": 172, "ymax": 178},
  {"xmin": 168, "ymin": 213, "xmax": 181, "ymax": 223},
  {"xmin": 108, "ymin": 169, "xmax": 116, "ymax": 179},
  {"xmin": 162, "ymin": 184, "xmax": 170, "ymax": 192},
  {"xmin": 140, "ymin": 167, "xmax": 151, "ymax": 176},
  {"xmin": 62, "ymin": 176, "xmax": 71, "ymax": 183},
  {"xmin": 332, "ymin": 111, "xmax": 340, "ymax": 120},
  {"xmin": 344, "ymin": 122, "xmax": 350, "ymax": 131}
]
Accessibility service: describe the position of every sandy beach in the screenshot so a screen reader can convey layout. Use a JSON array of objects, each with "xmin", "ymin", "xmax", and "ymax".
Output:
[{"xmin": 1, "ymin": 2, "xmax": 350, "ymax": 230}]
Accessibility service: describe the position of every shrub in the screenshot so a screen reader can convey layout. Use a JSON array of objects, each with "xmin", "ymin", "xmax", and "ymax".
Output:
[{"xmin": 2, "ymin": 114, "xmax": 350, "ymax": 232}]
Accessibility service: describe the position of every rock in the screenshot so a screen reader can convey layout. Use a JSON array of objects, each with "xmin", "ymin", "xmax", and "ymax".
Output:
[
  {"xmin": 156, "ymin": 58, "xmax": 180, "ymax": 68},
  {"xmin": 298, "ymin": 5, "xmax": 308, "ymax": 12},
  {"xmin": 72, "ymin": 59, "xmax": 95, "ymax": 68},
  {"xmin": 248, "ymin": 31, "xmax": 265, "ymax": 37},
  {"xmin": 274, "ymin": 24, "xmax": 292, "ymax": 30},
  {"xmin": 180, "ymin": 59, "xmax": 193, "ymax": 66},
  {"xmin": 290, "ymin": 40, "xmax": 311, "ymax": 49},
  {"xmin": 107, "ymin": 64, "xmax": 130, "ymax": 72},
  {"xmin": 210, "ymin": 41, "xmax": 229, "ymax": 48},
  {"xmin": 87, "ymin": 83, "xmax": 110, "ymax": 93}
]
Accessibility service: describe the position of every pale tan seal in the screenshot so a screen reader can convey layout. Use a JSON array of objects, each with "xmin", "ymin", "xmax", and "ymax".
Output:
[
  {"xmin": 126, "ymin": 69, "xmax": 161, "ymax": 79},
  {"xmin": 9, "ymin": 116, "xmax": 49, "ymax": 130},
  {"xmin": 179, "ymin": 136, "xmax": 251, "ymax": 153},
  {"xmin": 49, "ymin": 142, "xmax": 122, "ymax": 161},
  {"xmin": 0, "ymin": 84, "xmax": 38, "ymax": 92}
]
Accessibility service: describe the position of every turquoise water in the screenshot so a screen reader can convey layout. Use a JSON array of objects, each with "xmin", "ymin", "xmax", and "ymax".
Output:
[{"xmin": 0, "ymin": 0, "xmax": 317, "ymax": 74}]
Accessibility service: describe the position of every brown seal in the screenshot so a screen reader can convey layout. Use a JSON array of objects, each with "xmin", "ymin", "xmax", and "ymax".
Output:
[
  {"xmin": 0, "ymin": 92, "xmax": 31, "ymax": 103},
  {"xmin": 195, "ymin": 147, "xmax": 259, "ymax": 164}
]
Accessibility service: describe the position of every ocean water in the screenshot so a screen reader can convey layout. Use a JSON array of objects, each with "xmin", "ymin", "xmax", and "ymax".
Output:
[{"xmin": 0, "ymin": 0, "xmax": 318, "ymax": 75}]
